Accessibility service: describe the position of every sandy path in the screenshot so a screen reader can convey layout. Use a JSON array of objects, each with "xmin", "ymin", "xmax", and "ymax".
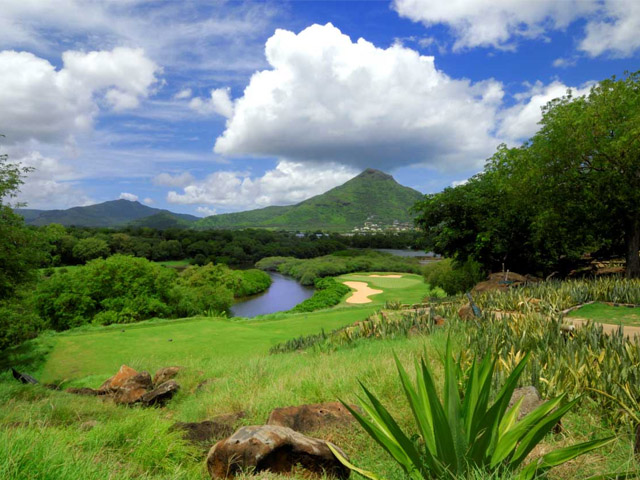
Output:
[
  {"xmin": 570, "ymin": 317, "xmax": 640, "ymax": 340},
  {"xmin": 368, "ymin": 274, "xmax": 403, "ymax": 278},
  {"xmin": 343, "ymin": 281, "xmax": 383, "ymax": 304}
]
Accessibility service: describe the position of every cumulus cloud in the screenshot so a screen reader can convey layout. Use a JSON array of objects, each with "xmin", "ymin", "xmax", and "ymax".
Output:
[
  {"xmin": 174, "ymin": 88, "xmax": 192, "ymax": 99},
  {"xmin": 196, "ymin": 206, "xmax": 217, "ymax": 217},
  {"xmin": 119, "ymin": 192, "xmax": 139, "ymax": 202},
  {"xmin": 579, "ymin": 0, "xmax": 640, "ymax": 58},
  {"xmin": 152, "ymin": 172, "xmax": 196, "ymax": 188},
  {"xmin": 167, "ymin": 160, "xmax": 357, "ymax": 210},
  {"xmin": 214, "ymin": 23, "xmax": 504, "ymax": 172},
  {"xmin": 394, "ymin": 0, "xmax": 640, "ymax": 58},
  {"xmin": 189, "ymin": 88, "xmax": 234, "ymax": 117},
  {"xmin": 143, "ymin": 197, "xmax": 154, "ymax": 205},
  {"xmin": 11, "ymin": 150, "xmax": 93, "ymax": 209},
  {"xmin": 0, "ymin": 47, "xmax": 159, "ymax": 144},
  {"xmin": 498, "ymin": 81, "xmax": 593, "ymax": 143}
]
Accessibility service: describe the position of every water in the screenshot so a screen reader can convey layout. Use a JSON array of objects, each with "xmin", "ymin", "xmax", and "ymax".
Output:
[{"xmin": 230, "ymin": 272, "xmax": 314, "ymax": 318}]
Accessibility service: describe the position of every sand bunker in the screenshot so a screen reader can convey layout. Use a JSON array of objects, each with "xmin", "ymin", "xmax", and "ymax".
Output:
[
  {"xmin": 343, "ymin": 281, "xmax": 383, "ymax": 304},
  {"xmin": 368, "ymin": 274, "xmax": 402, "ymax": 278}
]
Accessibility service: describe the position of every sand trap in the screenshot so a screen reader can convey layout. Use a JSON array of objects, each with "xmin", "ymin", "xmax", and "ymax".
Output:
[
  {"xmin": 368, "ymin": 274, "xmax": 402, "ymax": 278},
  {"xmin": 343, "ymin": 281, "xmax": 383, "ymax": 304}
]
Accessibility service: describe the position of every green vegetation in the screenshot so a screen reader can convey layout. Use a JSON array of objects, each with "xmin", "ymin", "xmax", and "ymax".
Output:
[
  {"xmin": 422, "ymin": 258, "xmax": 486, "ymax": 295},
  {"xmin": 18, "ymin": 199, "xmax": 199, "ymax": 228},
  {"xmin": 337, "ymin": 342, "xmax": 612, "ymax": 480},
  {"xmin": 567, "ymin": 303, "xmax": 640, "ymax": 326},
  {"xmin": 288, "ymin": 277, "xmax": 350, "ymax": 313},
  {"xmin": 257, "ymin": 250, "xmax": 423, "ymax": 285},
  {"xmin": 34, "ymin": 256, "xmax": 272, "ymax": 332},
  {"xmin": 195, "ymin": 168, "xmax": 423, "ymax": 231},
  {"xmin": 414, "ymin": 71, "xmax": 640, "ymax": 278}
]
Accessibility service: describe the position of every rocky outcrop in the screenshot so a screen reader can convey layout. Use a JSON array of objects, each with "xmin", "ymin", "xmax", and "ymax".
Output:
[
  {"xmin": 113, "ymin": 371, "xmax": 153, "ymax": 405},
  {"xmin": 140, "ymin": 380, "xmax": 179, "ymax": 407},
  {"xmin": 171, "ymin": 412, "xmax": 245, "ymax": 450},
  {"xmin": 65, "ymin": 387, "xmax": 102, "ymax": 396},
  {"xmin": 11, "ymin": 368, "xmax": 38, "ymax": 385},
  {"xmin": 206, "ymin": 425, "xmax": 349, "ymax": 479},
  {"xmin": 153, "ymin": 366, "xmax": 182, "ymax": 386},
  {"xmin": 267, "ymin": 402, "xmax": 356, "ymax": 433},
  {"xmin": 509, "ymin": 386, "xmax": 543, "ymax": 420},
  {"xmin": 99, "ymin": 365, "xmax": 141, "ymax": 393}
]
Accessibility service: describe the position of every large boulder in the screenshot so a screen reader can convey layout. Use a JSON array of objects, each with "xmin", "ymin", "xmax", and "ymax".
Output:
[
  {"xmin": 509, "ymin": 386, "xmax": 543, "ymax": 420},
  {"xmin": 206, "ymin": 425, "xmax": 350, "ymax": 479},
  {"xmin": 171, "ymin": 413, "xmax": 244, "ymax": 451},
  {"xmin": 99, "ymin": 365, "xmax": 141, "ymax": 393},
  {"xmin": 267, "ymin": 402, "xmax": 356, "ymax": 434},
  {"xmin": 153, "ymin": 366, "xmax": 182, "ymax": 386},
  {"xmin": 113, "ymin": 371, "xmax": 153, "ymax": 405},
  {"xmin": 140, "ymin": 380, "xmax": 179, "ymax": 407}
]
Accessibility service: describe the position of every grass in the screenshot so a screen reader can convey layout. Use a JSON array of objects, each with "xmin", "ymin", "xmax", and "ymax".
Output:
[
  {"xmin": 337, "ymin": 272, "xmax": 432, "ymax": 306},
  {"xmin": 567, "ymin": 302, "xmax": 640, "ymax": 326}
]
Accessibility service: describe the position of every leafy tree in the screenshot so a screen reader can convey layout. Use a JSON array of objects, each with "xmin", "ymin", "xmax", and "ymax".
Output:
[{"xmin": 72, "ymin": 237, "xmax": 110, "ymax": 263}]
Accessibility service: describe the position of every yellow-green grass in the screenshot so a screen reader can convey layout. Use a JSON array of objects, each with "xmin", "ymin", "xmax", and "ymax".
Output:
[
  {"xmin": 337, "ymin": 272, "xmax": 429, "ymax": 306},
  {"xmin": 567, "ymin": 302, "xmax": 640, "ymax": 326}
]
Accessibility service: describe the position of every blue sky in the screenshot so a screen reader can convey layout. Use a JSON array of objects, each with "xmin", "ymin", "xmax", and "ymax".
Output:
[{"xmin": 1, "ymin": 0, "xmax": 638, "ymax": 216}]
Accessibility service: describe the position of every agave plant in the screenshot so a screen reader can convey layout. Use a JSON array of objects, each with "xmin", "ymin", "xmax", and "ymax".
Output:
[{"xmin": 331, "ymin": 340, "xmax": 614, "ymax": 480}]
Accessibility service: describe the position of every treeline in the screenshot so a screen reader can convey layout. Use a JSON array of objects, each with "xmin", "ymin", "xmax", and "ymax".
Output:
[
  {"xmin": 414, "ymin": 71, "xmax": 640, "ymax": 279},
  {"xmin": 257, "ymin": 250, "xmax": 423, "ymax": 285},
  {"xmin": 31, "ymin": 224, "xmax": 425, "ymax": 267}
]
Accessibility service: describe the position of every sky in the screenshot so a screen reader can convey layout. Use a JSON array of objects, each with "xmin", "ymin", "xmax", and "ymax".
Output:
[{"xmin": 1, "ymin": 0, "xmax": 639, "ymax": 216}]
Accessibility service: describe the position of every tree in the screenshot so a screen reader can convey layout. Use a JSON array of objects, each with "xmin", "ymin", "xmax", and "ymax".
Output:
[
  {"xmin": 72, "ymin": 237, "xmax": 110, "ymax": 263},
  {"xmin": 529, "ymin": 72, "xmax": 640, "ymax": 277}
]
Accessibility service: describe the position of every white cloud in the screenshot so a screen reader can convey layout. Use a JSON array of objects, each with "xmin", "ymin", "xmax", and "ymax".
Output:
[
  {"xmin": 11, "ymin": 150, "xmax": 93, "ymax": 209},
  {"xmin": 143, "ymin": 197, "xmax": 154, "ymax": 205},
  {"xmin": 393, "ymin": 0, "xmax": 596, "ymax": 51},
  {"xmin": 153, "ymin": 172, "xmax": 196, "ymax": 188},
  {"xmin": 189, "ymin": 88, "xmax": 234, "ymax": 117},
  {"xmin": 394, "ymin": 0, "xmax": 640, "ymax": 58},
  {"xmin": 0, "ymin": 47, "xmax": 159, "ymax": 144},
  {"xmin": 167, "ymin": 160, "xmax": 357, "ymax": 210},
  {"xmin": 174, "ymin": 88, "xmax": 192, "ymax": 100},
  {"xmin": 498, "ymin": 81, "xmax": 593, "ymax": 143},
  {"xmin": 214, "ymin": 23, "xmax": 504, "ymax": 172},
  {"xmin": 119, "ymin": 192, "xmax": 139, "ymax": 202},
  {"xmin": 579, "ymin": 0, "xmax": 640, "ymax": 58},
  {"xmin": 451, "ymin": 179, "xmax": 468, "ymax": 187},
  {"xmin": 196, "ymin": 206, "xmax": 217, "ymax": 217}
]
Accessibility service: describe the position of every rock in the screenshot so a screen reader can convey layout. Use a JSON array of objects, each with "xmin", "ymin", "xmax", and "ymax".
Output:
[
  {"xmin": 66, "ymin": 387, "xmax": 101, "ymax": 396},
  {"xmin": 509, "ymin": 386, "xmax": 543, "ymax": 420},
  {"xmin": 407, "ymin": 326, "xmax": 422, "ymax": 337},
  {"xmin": 206, "ymin": 425, "xmax": 350, "ymax": 479},
  {"xmin": 99, "ymin": 365, "xmax": 141, "ymax": 393},
  {"xmin": 171, "ymin": 413, "xmax": 244, "ymax": 450},
  {"xmin": 11, "ymin": 368, "xmax": 38, "ymax": 385},
  {"xmin": 113, "ymin": 371, "xmax": 153, "ymax": 405},
  {"xmin": 267, "ymin": 402, "xmax": 356, "ymax": 433},
  {"xmin": 140, "ymin": 380, "xmax": 179, "ymax": 407},
  {"xmin": 153, "ymin": 366, "xmax": 182, "ymax": 386},
  {"xmin": 433, "ymin": 314, "xmax": 446, "ymax": 326},
  {"xmin": 458, "ymin": 303, "xmax": 475, "ymax": 320}
]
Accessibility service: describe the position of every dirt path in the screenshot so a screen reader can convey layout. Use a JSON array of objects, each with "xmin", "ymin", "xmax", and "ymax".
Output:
[
  {"xmin": 368, "ymin": 274, "xmax": 402, "ymax": 278},
  {"xmin": 570, "ymin": 317, "xmax": 640, "ymax": 339},
  {"xmin": 343, "ymin": 281, "xmax": 383, "ymax": 304}
]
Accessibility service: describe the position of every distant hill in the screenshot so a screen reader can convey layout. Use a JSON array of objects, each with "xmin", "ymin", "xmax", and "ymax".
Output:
[
  {"xmin": 17, "ymin": 200, "xmax": 199, "ymax": 228},
  {"xmin": 195, "ymin": 168, "xmax": 424, "ymax": 231}
]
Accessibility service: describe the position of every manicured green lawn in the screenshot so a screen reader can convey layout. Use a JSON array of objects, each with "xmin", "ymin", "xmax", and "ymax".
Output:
[
  {"xmin": 337, "ymin": 272, "xmax": 431, "ymax": 306},
  {"xmin": 567, "ymin": 302, "xmax": 640, "ymax": 326}
]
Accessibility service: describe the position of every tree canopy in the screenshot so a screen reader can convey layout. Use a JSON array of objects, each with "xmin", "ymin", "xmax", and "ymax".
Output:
[{"xmin": 415, "ymin": 71, "xmax": 640, "ymax": 278}]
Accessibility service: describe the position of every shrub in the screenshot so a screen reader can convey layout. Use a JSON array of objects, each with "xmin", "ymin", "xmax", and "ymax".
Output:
[
  {"xmin": 0, "ymin": 295, "xmax": 46, "ymax": 350},
  {"xmin": 288, "ymin": 277, "xmax": 350, "ymax": 313},
  {"xmin": 423, "ymin": 258, "xmax": 485, "ymax": 295},
  {"xmin": 333, "ymin": 341, "xmax": 614, "ymax": 480}
]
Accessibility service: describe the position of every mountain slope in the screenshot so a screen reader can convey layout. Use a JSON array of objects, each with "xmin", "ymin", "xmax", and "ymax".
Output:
[
  {"xmin": 17, "ymin": 200, "xmax": 198, "ymax": 228},
  {"xmin": 195, "ymin": 168, "xmax": 423, "ymax": 231}
]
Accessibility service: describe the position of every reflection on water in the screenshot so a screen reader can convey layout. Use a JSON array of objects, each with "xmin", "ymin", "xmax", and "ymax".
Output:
[{"xmin": 230, "ymin": 272, "xmax": 314, "ymax": 318}]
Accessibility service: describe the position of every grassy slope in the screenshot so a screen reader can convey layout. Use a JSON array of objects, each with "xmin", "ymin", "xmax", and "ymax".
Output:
[
  {"xmin": 195, "ymin": 169, "xmax": 423, "ymax": 231},
  {"xmin": 568, "ymin": 302, "xmax": 640, "ymax": 326},
  {"xmin": 1, "ymin": 274, "xmax": 633, "ymax": 479}
]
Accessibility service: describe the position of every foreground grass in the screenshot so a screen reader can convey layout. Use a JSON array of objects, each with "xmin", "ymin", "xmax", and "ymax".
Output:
[{"xmin": 568, "ymin": 302, "xmax": 640, "ymax": 326}]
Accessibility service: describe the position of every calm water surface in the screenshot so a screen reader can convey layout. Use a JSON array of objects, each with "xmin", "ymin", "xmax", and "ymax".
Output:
[{"xmin": 230, "ymin": 272, "xmax": 314, "ymax": 318}]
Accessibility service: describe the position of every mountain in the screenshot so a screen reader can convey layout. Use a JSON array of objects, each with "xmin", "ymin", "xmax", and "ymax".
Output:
[
  {"xmin": 17, "ymin": 200, "xmax": 199, "ymax": 228},
  {"xmin": 195, "ymin": 168, "xmax": 424, "ymax": 231}
]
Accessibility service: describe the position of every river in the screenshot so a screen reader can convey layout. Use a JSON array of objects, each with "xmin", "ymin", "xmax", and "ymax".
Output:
[{"xmin": 230, "ymin": 272, "xmax": 314, "ymax": 318}]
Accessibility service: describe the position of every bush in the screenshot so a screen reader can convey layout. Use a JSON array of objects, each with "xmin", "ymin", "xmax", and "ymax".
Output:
[
  {"xmin": 423, "ymin": 258, "xmax": 485, "ymax": 295},
  {"xmin": 235, "ymin": 269, "xmax": 272, "ymax": 297},
  {"xmin": 289, "ymin": 277, "xmax": 350, "ymax": 313},
  {"xmin": 0, "ymin": 295, "xmax": 46, "ymax": 350}
]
